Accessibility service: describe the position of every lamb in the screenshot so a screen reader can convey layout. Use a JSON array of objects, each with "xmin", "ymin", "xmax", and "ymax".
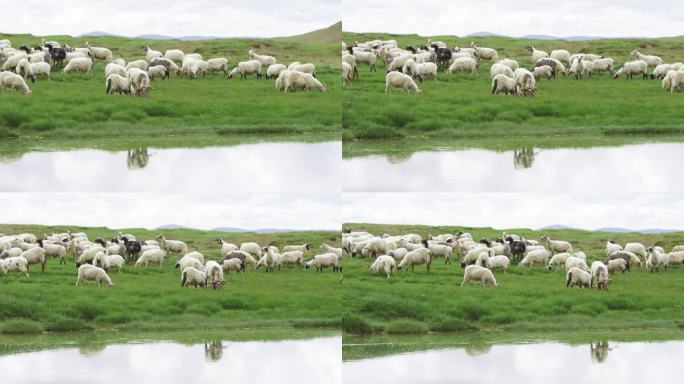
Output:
[
  {"xmin": 222, "ymin": 258, "xmax": 242, "ymax": 273},
  {"xmin": 614, "ymin": 60, "xmax": 648, "ymax": 79},
  {"xmin": 305, "ymin": 253, "xmax": 341, "ymax": 272},
  {"xmin": 135, "ymin": 248, "xmax": 166, "ymax": 267},
  {"xmin": 607, "ymin": 258, "xmax": 629, "ymax": 273},
  {"xmin": 447, "ymin": 57, "xmax": 477, "ymax": 75},
  {"xmin": 490, "ymin": 63, "xmax": 514, "ymax": 79},
  {"xmin": 204, "ymin": 260, "xmax": 224, "ymax": 288},
  {"xmin": 461, "ymin": 265, "xmax": 497, "ymax": 287},
  {"xmin": 63, "ymin": 57, "xmax": 92, "ymax": 74},
  {"xmin": 144, "ymin": 46, "xmax": 162, "ymax": 62},
  {"xmin": 397, "ymin": 248, "xmax": 431, "ymax": 272},
  {"xmin": 105, "ymin": 74, "xmax": 130, "ymax": 95},
  {"xmin": 227, "ymin": 60, "xmax": 262, "ymax": 79},
  {"xmin": 85, "ymin": 42, "xmax": 113, "ymax": 61},
  {"xmin": 147, "ymin": 65, "xmax": 168, "ymax": 80},
  {"xmin": 0, "ymin": 71, "xmax": 31, "ymax": 95},
  {"xmin": 402, "ymin": 59, "xmax": 438, "ymax": 81},
  {"xmin": 175, "ymin": 255, "xmax": 203, "ymax": 271},
  {"xmin": 491, "ymin": 74, "xmax": 517, "ymax": 96},
  {"xmin": 248, "ymin": 50, "xmax": 276, "ymax": 66},
  {"xmin": 181, "ymin": 267, "xmax": 207, "ymax": 287},
  {"xmin": 550, "ymin": 50, "xmax": 571, "ymax": 65},
  {"xmin": 289, "ymin": 63, "xmax": 316, "ymax": 76},
  {"xmin": 605, "ymin": 250, "xmax": 641, "ymax": 268},
  {"xmin": 528, "ymin": 46, "xmax": 549, "ymax": 62},
  {"xmin": 20, "ymin": 247, "xmax": 46, "ymax": 272},
  {"xmin": 220, "ymin": 250, "xmax": 256, "ymax": 271},
  {"xmin": 519, "ymin": 249, "xmax": 550, "ymax": 268},
  {"xmin": 630, "ymin": 50, "xmax": 662, "ymax": 67},
  {"xmin": 566, "ymin": 267, "xmax": 591, "ymax": 288},
  {"xmin": 266, "ymin": 63, "xmax": 287, "ymax": 79},
  {"xmin": 370, "ymin": 255, "xmax": 396, "ymax": 278},
  {"xmin": 320, "ymin": 243, "xmax": 343, "ymax": 258},
  {"xmin": 514, "ymin": 68, "xmax": 536, "ymax": 97},
  {"xmin": 532, "ymin": 58, "xmax": 567, "ymax": 78},
  {"xmin": 532, "ymin": 65, "xmax": 553, "ymax": 81},
  {"xmin": 0, "ymin": 256, "xmax": 29, "ymax": 277},
  {"xmin": 565, "ymin": 256, "xmax": 590, "ymax": 272},
  {"xmin": 75, "ymin": 264, "xmax": 113, "ymax": 286},
  {"xmin": 164, "ymin": 49, "xmax": 185, "ymax": 63},
  {"xmin": 539, "ymin": 235, "xmax": 573, "ymax": 253},
  {"xmin": 148, "ymin": 58, "xmax": 178, "ymax": 78},
  {"xmin": 155, "ymin": 235, "xmax": 188, "ymax": 254},
  {"xmin": 385, "ymin": 71, "xmax": 421, "ymax": 94},
  {"xmin": 547, "ymin": 252, "xmax": 572, "ymax": 271}
]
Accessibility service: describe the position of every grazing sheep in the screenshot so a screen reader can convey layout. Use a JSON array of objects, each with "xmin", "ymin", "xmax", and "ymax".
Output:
[
  {"xmin": 461, "ymin": 265, "xmax": 497, "ymax": 287},
  {"xmin": 2, "ymin": 53, "xmax": 28, "ymax": 71},
  {"xmin": 497, "ymin": 58, "xmax": 519, "ymax": 71},
  {"xmin": 63, "ymin": 57, "xmax": 92, "ymax": 74},
  {"xmin": 528, "ymin": 46, "xmax": 549, "ymax": 62},
  {"xmin": 471, "ymin": 43, "xmax": 498, "ymax": 61},
  {"xmin": 85, "ymin": 42, "xmax": 113, "ymax": 61},
  {"xmin": 605, "ymin": 240, "xmax": 623, "ymax": 257},
  {"xmin": 148, "ymin": 58, "xmax": 178, "ymax": 78},
  {"xmin": 175, "ymin": 255, "xmax": 203, "ymax": 271},
  {"xmin": 550, "ymin": 49, "xmax": 571, "ymax": 65},
  {"xmin": 220, "ymin": 250, "xmax": 256, "ymax": 271},
  {"xmin": 38, "ymin": 239, "xmax": 66, "ymax": 264},
  {"xmin": 204, "ymin": 260, "xmax": 224, "ymax": 288},
  {"xmin": 135, "ymin": 248, "xmax": 166, "ymax": 267},
  {"xmin": 370, "ymin": 255, "xmax": 396, "ymax": 278},
  {"xmin": 623, "ymin": 243, "xmax": 647, "ymax": 259},
  {"xmin": 514, "ymin": 68, "xmax": 536, "ymax": 96},
  {"xmin": 147, "ymin": 65, "xmax": 168, "ymax": 80},
  {"xmin": 76, "ymin": 264, "xmax": 113, "ymax": 286},
  {"xmin": 425, "ymin": 241, "xmax": 452, "ymax": 265},
  {"xmin": 248, "ymin": 50, "xmax": 276, "ymax": 66},
  {"xmin": 388, "ymin": 247, "xmax": 408, "ymax": 261},
  {"xmin": 652, "ymin": 64, "xmax": 675, "ymax": 79},
  {"xmin": 474, "ymin": 251, "xmax": 492, "ymax": 269},
  {"xmin": 565, "ymin": 256, "xmax": 590, "ymax": 272},
  {"xmin": 403, "ymin": 58, "xmax": 438, "ymax": 81},
  {"xmin": 519, "ymin": 249, "xmax": 550, "ymax": 268},
  {"xmin": 0, "ymin": 247, "xmax": 23, "ymax": 259},
  {"xmin": 487, "ymin": 255, "xmax": 510, "ymax": 272},
  {"xmin": 164, "ymin": 49, "xmax": 185, "ymax": 63},
  {"xmin": 447, "ymin": 57, "xmax": 477, "ymax": 75},
  {"xmin": 128, "ymin": 60, "xmax": 148, "ymax": 70},
  {"xmin": 227, "ymin": 60, "xmax": 262, "ymax": 79},
  {"xmin": 15, "ymin": 59, "xmax": 35, "ymax": 83},
  {"xmin": 144, "ymin": 46, "xmax": 162, "ymax": 62},
  {"xmin": 607, "ymin": 258, "xmax": 629, "ymax": 273},
  {"xmin": 590, "ymin": 261, "xmax": 610, "ymax": 290},
  {"xmin": 630, "ymin": 50, "xmax": 662, "ymax": 67},
  {"xmin": 664, "ymin": 251, "xmax": 684, "ymax": 268},
  {"xmin": 532, "ymin": 58, "xmax": 567, "ymax": 78},
  {"xmin": 105, "ymin": 62, "xmax": 127, "ymax": 79},
  {"xmin": 605, "ymin": 251, "xmax": 641, "ymax": 268},
  {"xmin": 156, "ymin": 235, "xmax": 188, "ymax": 254},
  {"xmin": 491, "ymin": 74, "xmax": 517, "ymax": 96},
  {"xmin": 222, "ymin": 258, "xmax": 242, "ymax": 273},
  {"xmin": 267, "ymin": 63, "xmax": 287, "ymax": 79},
  {"xmin": 20, "ymin": 247, "xmax": 46, "ymax": 272},
  {"xmin": 539, "ymin": 235, "xmax": 573, "ymax": 253},
  {"xmin": 661, "ymin": 70, "xmax": 684, "ymax": 93},
  {"xmin": 614, "ymin": 60, "xmax": 648, "ymax": 79},
  {"xmin": 547, "ymin": 252, "xmax": 572, "ymax": 270},
  {"xmin": 320, "ymin": 243, "xmax": 343, "ymax": 258},
  {"xmin": 280, "ymin": 70, "xmax": 326, "ymax": 92},
  {"xmin": 0, "ymin": 256, "xmax": 29, "ymax": 277},
  {"xmin": 566, "ymin": 267, "xmax": 591, "ymax": 288},
  {"xmin": 0, "ymin": 71, "xmax": 31, "ymax": 95},
  {"xmin": 181, "ymin": 267, "xmax": 207, "ymax": 288},
  {"xmin": 349, "ymin": 48, "xmax": 376, "ymax": 72},
  {"xmin": 532, "ymin": 65, "xmax": 553, "ymax": 80},
  {"xmin": 218, "ymin": 239, "xmax": 238, "ymax": 256},
  {"xmin": 305, "ymin": 253, "xmax": 341, "ymax": 272},
  {"xmin": 127, "ymin": 68, "xmax": 150, "ymax": 96},
  {"xmin": 280, "ymin": 251, "xmax": 305, "ymax": 268},
  {"xmin": 490, "ymin": 63, "xmax": 514, "ymax": 79},
  {"xmin": 397, "ymin": 248, "xmax": 431, "ymax": 272},
  {"xmin": 239, "ymin": 242, "xmax": 262, "ymax": 259},
  {"xmin": 105, "ymin": 74, "xmax": 130, "ymax": 95},
  {"xmin": 182, "ymin": 251, "xmax": 205, "ymax": 264},
  {"xmin": 590, "ymin": 58, "xmax": 615, "ymax": 76},
  {"xmin": 206, "ymin": 57, "xmax": 229, "ymax": 76},
  {"xmin": 342, "ymin": 61, "xmax": 352, "ymax": 85},
  {"xmin": 385, "ymin": 71, "xmax": 421, "ymax": 94},
  {"xmin": 289, "ymin": 63, "xmax": 316, "ymax": 76},
  {"xmin": 461, "ymin": 247, "xmax": 490, "ymax": 267}
]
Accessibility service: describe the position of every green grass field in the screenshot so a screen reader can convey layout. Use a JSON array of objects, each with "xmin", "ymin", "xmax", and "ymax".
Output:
[
  {"xmin": 342, "ymin": 223, "xmax": 684, "ymax": 336},
  {"xmin": 342, "ymin": 32, "xmax": 684, "ymax": 141},
  {"xmin": 0, "ymin": 224, "xmax": 341, "ymax": 335},
  {"xmin": 0, "ymin": 23, "xmax": 341, "ymax": 139}
]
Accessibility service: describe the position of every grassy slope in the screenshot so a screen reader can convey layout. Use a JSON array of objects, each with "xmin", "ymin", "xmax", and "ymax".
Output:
[
  {"xmin": 342, "ymin": 32, "xmax": 684, "ymax": 140},
  {"xmin": 342, "ymin": 223, "xmax": 684, "ymax": 337},
  {"xmin": 0, "ymin": 24, "xmax": 341, "ymax": 139},
  {"xmin": 0, "ymin": 224, "xmax": 341, "ymax": 335}
]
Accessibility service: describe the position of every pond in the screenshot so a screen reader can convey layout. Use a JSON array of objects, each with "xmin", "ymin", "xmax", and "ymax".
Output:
[
  {"xmin": 0, "ymin": 335, "xmax": 341, "ymax": 384},
  {"xmin": 343, "ymin": 143, "xmax": 684, "ymax": 193},
  {"xmin": 0, "ymin": 141, "xmax": 340, "ymax": 193},
  {"xmin": 344, "ymin": 339, "xmax": 684, "ymax": 383}
]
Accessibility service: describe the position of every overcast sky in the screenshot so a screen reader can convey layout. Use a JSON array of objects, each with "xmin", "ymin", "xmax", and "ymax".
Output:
[
  {"xmin": 4, "ymin": 0, "xmax": 339, "ymax": 37},
  {"xmin": 343, "ymin": 193, "xmax": 684, "ymax": 232},
  {"xmin": 0, "ymin": 193, "xmax": 340, "ymax": 231},
  {"xmin": 343, "ymin": 1, "xmax": 684, "ymax": 38}
]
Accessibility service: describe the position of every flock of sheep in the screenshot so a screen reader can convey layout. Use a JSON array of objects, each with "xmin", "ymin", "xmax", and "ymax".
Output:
[
  {"xmin": 341, "ymin": 38, "xmax": 684, "ymax": 95},
  {"xmin": 0, "ymin": 230, "xmax": 343, "ymax": 288},
  {"xmin": 0, "ymin": 38, "xmax": 326, "ymax": 96},
  {"xmin": 344, "ymin": 229, "xmax": 684, "ymax": 290}
]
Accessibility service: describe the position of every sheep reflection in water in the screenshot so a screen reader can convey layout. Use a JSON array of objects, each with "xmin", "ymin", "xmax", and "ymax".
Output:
[
  {"xmin": 127, "ymin": 148, "xmax": 150, "ymax": 170},
  {"xmin": 591, "ymin": 341, "xmax": 610, "ymax": 363},
  {"xmin": 204, "ymin": 341, "xmax": 224, "ymax": 362},
  {"xmin": 513, "ymin": 148, "xmax": 538, "ymax": 169}
]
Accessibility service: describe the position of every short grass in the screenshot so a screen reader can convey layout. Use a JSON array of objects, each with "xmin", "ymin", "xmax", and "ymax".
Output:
[
  {"xmin": 0, "ymin": 25, "xmax": 341, "ymax": 139},
  {"xmin": 342, "ymin": 32, "xmax": 684, "ymax": 140},
  {"xmin": 0, "ymin": 224, "xmax": 342, "ymax": 334},
  {"xmin": 343, "ymin": 223, "xmax": 684, "ymax": 336}
]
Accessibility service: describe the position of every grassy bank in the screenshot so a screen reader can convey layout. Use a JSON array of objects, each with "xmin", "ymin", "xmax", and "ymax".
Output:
[
  {"xmin": 0, "ymin": 224, "xmax": 341, "ymax": 334},
  {"xmin": 0, "ymin": 23, "xmax": 341, "ymax": 139},
  {"xmin": 342, "ymin": 223, "xmax": 684, "ymax": 336},
  {"xmin": 342, "ymin": 32, "xmax": 684, "ymax": 140}
]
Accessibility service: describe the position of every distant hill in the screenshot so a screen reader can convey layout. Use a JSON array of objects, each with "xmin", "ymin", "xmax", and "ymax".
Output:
[
  {"xmin": 522, "ymin": 34, "xmax": 609, "ymax": 41},
  {"xmin": 156, "ymin": 224, "xmax": 299, "ymax": 233},
  {"xmin": 543, "ymin": 225, "xmax": 682, "ymax": 234},
  {"xmin": 279, "ymin": 21, "xmax": 341, "ymax": 44}
]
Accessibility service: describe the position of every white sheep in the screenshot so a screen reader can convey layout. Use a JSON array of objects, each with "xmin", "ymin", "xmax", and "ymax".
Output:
[
  {"xmin": 590, "ymin": 261, "xmax": 610, "ymax": 290},
  {"xmin": 623, "ymin": 243, "xmax": 647, "ymax": 259},
  {"xmin": 607, "ymin": 258, "xmax": 629, "ymax": 273},
  {"xmin": 0, "ymin": 247, "xmax": 23, "ymax": 259},
  {"xmin": 471, "ymin": 43, "xmax": 498, "ymax": 61},
  {"xmin": 370, "ymin": 255, "xmax": 396, "ymax": 278},
  {"xmin": 248, "ymin": 50, "xmax": 276, "ymax": 66},
  {"xmin": 427, "ymin": 242, "xmax": 452, "ymax": 265},
  {"xmin": 2, "ymin": 53, "xmax": 28, "ymax": 71},
  {"xmin": 289, "ymin": 63, "xmax": 316, "ymax": 76},
  {"xmin": 519, "ymin": 249, "xmax": 550, "ymax": 268},
  {"xmin": 64, "ymin": 51, "xmax": 87, "ymax": 64},
  {"xmin": 590, "ymin": 58, "xmax": 615, "ymax": 76},
  {"xmin": 566, "ymin": 267, "xmax": 591, "ymax": 288},
  {"xmin": 490, "ymin": 63, "xmax": 514, "ymax": 79},
  {"xmin": 385, "ymin": 71, "xmax": 421, "ymax": 94},
  {"xmin": 646, "ymin": 247, "xmax": 666, "ymax": 272},
  {"xmin": 0, "ymin": 256, "xmax": 29, "ymax": 277},
  {"xmin": 267, "ymin": 63, "xmax": 287, "ymax": 79},
  {"xmin": 281, "ymin": 251, "xmax": 305, "ymax": 268},
  {"xmin": 222, "ymin": 258, "xmax": 242, "ymax": 273},
  {"xmin": 85, "ymin": 42, "xmax": 113, "ymax": 61},
  {"xmin": 447, "ymin": 57, "xmax": 477, "ymax": 75},
  {"xmin": 320, "ymin": 243, "xmax": 343, "ymax": 258},
  {"xmin": 630, "ymin": 50, "xmax": 662, "ymax": 67},
  {"xmin": 40, "ymin": 241, "xmax": 66, "ymax": 264},
  {"xmin": 127, "ymin": 68, "xmax": 150, "ymax": 96},
  {"xmin": 652, "ymin": 64, "xmax": 675, "ymax": 79},
  {"xmin": 614, "ymin": 60, "xmax": 648, "ymax": 79},
  {"xmin": 305, "ymin": 253, "xmax": 341, "ymax": 272},
  {"xmin": 15, "ymin": 59, "xmax": 35, "ymax": 83},
  {"xmin": 514, "ymin": 68, "xmax": 536, "ymax": 96},
  {"xmin": 156, "ymin": 235, "xmax": 188, "ymax": 254},
  {"xmin": 105, "ymin": 63, "xmax": 127, "ymax": 78},
  {"xmin": 487, "ymin": 255, "xmax": 510, "ymax": 272},
  {"xmin": 63, "ymin": 57, "xmax": 93, "ymax": 74},
  {"xmin": 528, "ymin": 46, "xmax": 549, "ymax": 62},
  {"xmin": 397, "ymin": 248, "xmax": 431, "ymax": 272},
  {"xmin": 0, "ymin": 71, "xmax": 31, "ymax": 95},
  {"xmin": 218, "ymin": 239, "xmax": 238, "ymax": 256},
  {"xmin": 183, "ymin": 251, "xmax": 205, "ymax": 264},
  {"xmin": 76, "ymin": 264, "xmax": 113, "ymax": 286},
  {"xmin": 144, "ymin": 46, "xmax": 162, "ymax": 62},
  {"xmin": 20, "ymin": 247, "xmax": 46, "ymax": 271},
  {"xmin": 105, "ymin": 74, "xmax": 130, "ymax": 95},
  {"xmin": 351, "ymin": 49, "xmax": 376, "ymax": 71},
  {"xmin": 491, "ymin": 74, "xmax": 517, "ymax": 95},
  {"xmin": 147, "ymin": 65, "xmax": 167, "ymax": 80},
  {"xmin": 181, "ymin": 267, "xmax": 207, "ymax": 287},
  {"xmin": 605, "ymin": 241, "xmax": 623, "ymax": 257},
  {"xmin": 127, "ymin": 59, "xmax": 148, "ymax": 71},
  {"xmin": 565, "ymin": 256, "xmax": 590, "ymax": 272},
  {"xmin": 135, "ymin": 248, "xmax": 166, "ymax": 267},
  {"xmin": 204, "ymin": 260, "xmax": 224, "ymax": 287},
  {"xmin": 550, "ymin": 50, "xmax": 571, "ymax": 65},
  {"xmin": 164, "ymin": 49, "xmax": 185, "ymax": 63},
  {"xmin": 282, "ymin": 70, "xmax": 326, "ymax": 92},
  {"xmin": 204, "ymin": 57, "xmax": 228, "ymax": 76},
  {"xmin": 664, "ymin": 251, "xmax": 684, "ymax": 268},
  {"xmin": 533, "ymin": 65, "xmax": 553, "ymax": 80},
  {"xmin": 403, "ymin": 59, "xmax": 437, "ymax": 81},
  {"xmin": 662, "ymin": 70, "xmax": 684, "ymax": 93},
  {"xmin": 547, "ymin": 252, "xmax": 572, "ymax": 270},
  {"xmin": 227, "ymin": 60, "xmax": 262, "ymax": 79},
  {"xmin": 388, "ymin": 247, "xmax": 408, "ymax": 261},
  {"xmin": 539, "ymin": 235, "xmax": 573, "ymax": 253},
  {"xmin": 461, "ymin": 265, "xmax": 497, "ymax": 287},
  {"xmin": 239, "ymin": 242, "xmax": 262, "ymax": 259},
  {"xmin": 175, "ymin": 255, "xmax": 203, "ymax": 271}
]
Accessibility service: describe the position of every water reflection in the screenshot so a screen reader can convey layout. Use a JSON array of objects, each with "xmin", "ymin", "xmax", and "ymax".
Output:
[
  {"xmin": 0, "ymin": 141, "xmax": 340, "ymax": 193},
  {"xmin": 343, "ymin": 340, "xmax": 683, "ymax": 383},
  {"xmin": 0, "ymin": 336, "xmax": 340, "ymax": 384},
  {"xmin": 343, "ymin": 143, "xmax": 684, "ymax": 193}
]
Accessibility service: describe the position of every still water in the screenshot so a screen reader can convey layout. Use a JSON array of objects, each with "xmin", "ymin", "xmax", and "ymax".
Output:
[
  {"xmin": 0, "ymin": 336, "xmax": 341, "ymax": 384},
  {"xmin": 343, "ymin": 143, "xmax": 684, "ymax": 193},
  {"xmin": 0, "ymin": 141, "xmax": 340, "ymax": 193},
  {"xmin": 344, "ymin": 340, "xmax": 682, "ymax": 383}
]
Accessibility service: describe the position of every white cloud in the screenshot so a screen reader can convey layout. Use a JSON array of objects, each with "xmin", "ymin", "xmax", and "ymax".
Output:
[
  {"xmin": 5, "ymin": 0, "xmax": 340, "ymax": 37},
  {"xmin": 343, "ymin": 0, "xmax": 684, "ymax": 38}
]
